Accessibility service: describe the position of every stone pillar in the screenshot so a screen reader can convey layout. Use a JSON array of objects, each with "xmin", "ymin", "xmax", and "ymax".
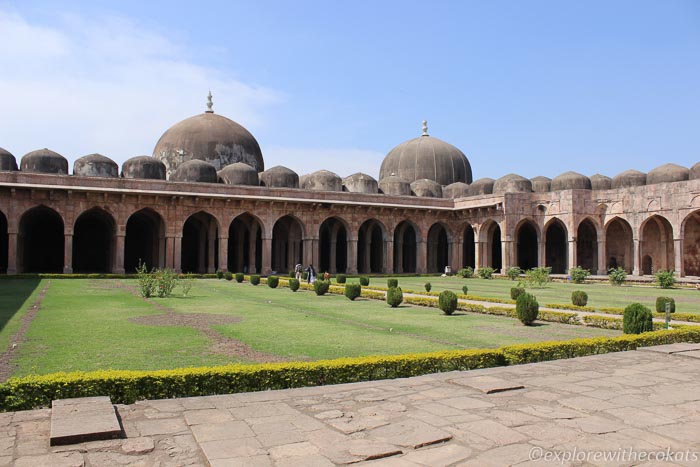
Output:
[
  {"xmin": 165, "ymin": 235, "xmax": 176, "ymax": 270},
  {"xmin": 537, "ymin": 241, "xmax": 545, "ymax": 268},
  {"xmin": 347, "ymin": 239, "xmax": 358, "ymax": 274},
  {"xmin": 174, "ymin": 234, "xmax": 182, "ymax": 273},
  {"xmin": 473, "ymin": 239, "xmax": 481, "ymax": 271},
  {"xmin": 303, "ymin": 238, "xmax": 316, "ymax": 269},
  {"xmin": 385, "ymin": 239, "xmax": 393, "ymax": 274},
  {"xmin": 6, "ymin": 231, "xmax": 17, "ymax": 274},
  {"xmin": 417, "ymin": 238, "xmax": 427, "ymax": 274},
  {"xmin": 218, "ymin": 235, "xmax": 228, "ymax": 272},
  {"xmin": 63, "ymin": 232, "xmax": 73, "ymax": 274},
  {"xmin": 632, "ymin": 238, "xmax": 640, "ymax": 276},
  {"xmin": 674, "ymin": 237, "xmax": 683, "ymax": 277},
  {"xmin": 501, "ymin": 240, "xmax": 511, "ymax": 273},
  {"xmin": 262, "ymin": 236, "xmax": 273, "ymax": 275},
  {"xmin": 207, "ymin": 227, "xmax": 217, "ymax": 274},
  {"xmin": 329, "ymin": 240, "xmax": 337, "ymax": 273},
  {"xmin": 362, "ymin": 238, "xmax": 371, "ymax": 273},
  {"xmin": 452, "ymin": 239, "xmax": 462, "ymax": 271},
  {"xmin": 596, "ymin": 238, "xmax": 606, "ymax": 275},
  {"xmin": 567, "ymin": 239, "xmax": 577, "ymax": 274},
  {"xmin": 248, "ymin": 224, "xmax": 259, "ymax": 273},
  {"xmin": 114, "ymin": 234, "xmax": 126, "ymax": 274}
]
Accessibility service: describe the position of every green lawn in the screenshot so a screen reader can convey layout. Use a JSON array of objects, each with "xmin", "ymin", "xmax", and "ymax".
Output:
[
  {"xmin": 344, "ymin": 276, "xmax": 700, "ymax": 313},
  {"xmin": 3, "ymin": 278, "xmax": 619, "ymax": 377}
]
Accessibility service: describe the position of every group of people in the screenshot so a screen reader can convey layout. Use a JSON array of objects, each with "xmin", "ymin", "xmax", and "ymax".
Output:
[{"xmin": 294, "ymin": 264, "xmax": 331, "ymax": 284}]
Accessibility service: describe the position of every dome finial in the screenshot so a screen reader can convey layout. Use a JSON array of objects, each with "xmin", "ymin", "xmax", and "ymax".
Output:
[
  {"xmin": 205, "ymin": 91, "xmax": 214, "ymax": 113},
  {"xmin": 421, "ymin": 120, "xmax": 429, "ymax": 137}
]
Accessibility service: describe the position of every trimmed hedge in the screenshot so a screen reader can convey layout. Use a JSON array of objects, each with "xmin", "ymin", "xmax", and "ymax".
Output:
[
  {"xmin": 288, "ymin": 278, "xmax": 300, "ymax": 292},
  {"xmin": 359, "ymin": 276, "xmax": 370, "ymax": 286},
  {"xmin": 235, "ymin": 273, "xmax": 244, "ymax": 283},
  {"xmin": 623, "ymin": 303, "xmax": 653, "ymax": 334},
  {"xmin": 344, "ymin": 283, "xmax": 361, "ymax": 301},
  {"xmin": 571, "ymin": 290, "xmax": 588, "ymax": 307},
  {"xmin": 3, "ymin": 328, "xmax": 698, "ymax": 411},
  {"xmin": 438, "ymin": 290, "xmax": 458, "ymax": 315},
  {"xmin": 516, "ymin": 293, "xmax": 539, "ymax": 325},
  {"xmin": 267, "ymin": 276, "xmax": 279, "ymax": 288},
  {"xmin": 250, "ymin": 275, "xmax": 260, "ymax": 286},
  {"xmin": 336, "ymin": 274, "xmax": 347, "ymax": 284},
  {"xmin": 314, "ymin": 280, "xmax": 330, "ymax": 296},
  {"xmin": 224, "ymin": 271, "xmax": 233, "ymax": 281},
  {"xmin": 424, "ymin": 282, "xmax": 432, "ymax": 292},
  {"xmin": 387, "ymin": 278, "xmax": 399, "ymax": 288},
  {"xmin": 656, "ymin": 297, "xmax": 676, "ymax": 313},
  {"xmin": 386, "ymin": 287, "xmax": 403, "ymax": 307},
  {"xmin": 510, "ymin": 287, "xmax": 525, "ymax": 300}
]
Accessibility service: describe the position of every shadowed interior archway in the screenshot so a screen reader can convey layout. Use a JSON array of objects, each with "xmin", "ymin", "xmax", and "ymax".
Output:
[
  {"xmin": 605, "ymin": 217, "xmax": 633, "ymax": 273},
  {"xmin": 683, "ymin": 210, "xmax": 700, "ymax": 276},
  {"xmin": 427, "ymin": 223, "xmax": 449, "ymax": 273},
  {"xmin": 462, "ymin": 224, "xmax": 475, "ymax": 270},
  {"xmin": 182, "ymin": 211, "xmax": 218, "ymax": 274},
  {"xmin": 479, "ymin": 221, "xmax": 502, "ymax": 271},
  {"xmin": 0, "ymin": 210, "xmax": 7, "ymax": 274},
  {"xmin": 545, "ymin": 220, "xmax": 567, "ymax": 274},
  {"xmin": 125, "ymin": 208, "xmax": 165, "ymax": 272},
  {"xmin": 393, "ymin": 220, "xmax": 417, "ymax": 273},
  {"xmin": 319, "ymin": 217, "xmax": 348, "ymax": 274},
  {"xmin": 272, "ymin": 215, "xmax": 303, "ymax": 274},
  {"xmin": 576, "ymin": 219, "xmax": 598, "ymax": 273},
  {"xmin": 640, "ymin": 215, "xmax": 674, "ymax": 275},
  {"xmin": 18, "ymin": 206, "xmax": 64, "ymax": 273},
  {"xmin": 516, "ymin": 220, "xmax": 538, "ymax": 270},
  {"xmin": 358, "ymin": 219, "xmax": 385, "ymax": 274},
  {"xmin": 228, "ymin": 213, "xmax": 262, "ymax": 274},
  {"xmin": 73, "ymin": 208, "xmax": 115, "ymax": 273}
]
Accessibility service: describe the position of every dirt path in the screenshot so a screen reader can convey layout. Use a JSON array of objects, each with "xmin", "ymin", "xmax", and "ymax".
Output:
[
  {"xmin": 0, "ymin": 282, "xmax": 51, "ymax": 381},
  {"xmin": 112, "ymin": 281, "xmax": 289, "ymax": 363}
]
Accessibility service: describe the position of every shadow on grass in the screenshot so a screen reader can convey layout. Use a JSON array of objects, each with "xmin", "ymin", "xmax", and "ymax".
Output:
[{"xmin": 0, "ymin": 278, "xmax": 42, "ymax": 333}]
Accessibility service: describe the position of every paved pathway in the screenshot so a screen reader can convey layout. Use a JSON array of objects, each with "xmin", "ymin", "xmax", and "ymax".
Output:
[{"xmin": 2, "ymin": 345, "xmax": 700, "ymax": 466}]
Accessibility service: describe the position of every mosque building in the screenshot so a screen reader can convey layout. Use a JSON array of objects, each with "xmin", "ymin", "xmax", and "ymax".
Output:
[{"xmin": 0, "ymin": 94, "xmax": 698, "ymax": 278}]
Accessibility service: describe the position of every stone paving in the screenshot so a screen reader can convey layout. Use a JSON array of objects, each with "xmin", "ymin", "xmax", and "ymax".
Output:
[{"xmin": 2, "ymin": 345, "xmax": 700, "ymax": 466}]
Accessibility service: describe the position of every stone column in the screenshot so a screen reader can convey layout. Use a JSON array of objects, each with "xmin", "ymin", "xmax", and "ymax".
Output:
[
  {"xmin": 173, "ymin": 234, "xmax": 182, "ymax": 273},
  {"xmin": 303, "ymin": 238, "xmax": 316, "ymax": 269},
  {"xmin": 114, "ymin": 233, "xmax": 126, "ymax": 274},
  {"xmin": 218, "ymin": 235, "xmax": 228, "ymax": 272},
  {"xmin": 537, "ymin": 241, "xmax": 545, "ymax": 268},
  {"xmin": 248, "ymin": 224, "xmax": 259, "ymax": 274},
  {"xmin": 674, "ymin": 237, "xmax": 683, "ymax": 277},
  {"xmin": 165, "ymin": 235, "xmax": 175, "ymax": 270},
  {"xmin": 501, "ymin": 240, "xmax": 512, "ymax": 273},
  {"xmin": 473, "ymin": 238, "xmax": 481, "ymax": 271},
  {"xmin": 452, "ymin": 239, "xmax": 462, "ymax": 271},
  {"xmin": 385, "ymin": 238, "xmax": 393, "ymax": 274},
  {"xmin": 262, "ymin": 236, "xmax": 273, "ymax": 275},
  {"xmin": 417, "ymin": 238, "xmax": 427, "ymax": 274},
  {"xmin": 597, "ymin": 238, "xmax": 606, "ymax": 275},
  {"xmin": 329, "ymin": 240, "xmax": 337, "ymax": 273},
  {"xmin": 6, "ymin": 231, "xmax": 17, "ymax": 274},
  {"xmin": 207, "ymin": 227, "xmax": 217, "ymax": 274},
  {"xmin": 63, "ymin": 232, "xmax": 73, "ymax": 274},
  {"xmin": 347, "ymin": 239, "xmax": 358, "ymax": 274},
  {"xmin": 567, "ymin": 239, "xmax": 577, "ymax": 274},
  {"xmin": 632, "ymin": 238, "xmax": 640, "ymax": 276}
]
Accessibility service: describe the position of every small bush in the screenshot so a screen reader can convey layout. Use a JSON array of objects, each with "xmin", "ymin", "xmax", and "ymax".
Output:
[
  {"xmin": 359, "ymin": 276, "xmax": 370, "ymax": 286},
  {"xmin": 135, "ymin": 261, "xmax": 156, "ymax": 298},
  {"xmin": 224, "ymin": 271, "xmax": 233, "ymax": 281},
  {"xmin": 655, "ymin": 297, "xmax": 676, "ymax": 313},
  {"xmin": 608, "ymin": 267, "xmax": 626, "ymax": 286},
  {"xmin": 510, "ymin": 287, "xmax": 525, "ymax": 300},
  {"xmin": 438, "ymin": 290, "xmax": 458, "ymax": 315},
  {"xmin": 267, "ymin": 276, "xmax": 279, "ymax": 288},
  {"xmin": 477, "ymin": 267, "xmax": 495, "ymax": 279},
  {"xmin": 314, "ymin": 280, "xmax": 330, "ymax": 296},
  {"xmin": 155, "ymin": 269, "xmax": 178, "ymax": 298},
  {"xmin": 289, "ymin": 270, "xmax": 295, "ymax": 278},
  {"xmin": 655, "ymin": 270, "xmax": 676, "ymax": 289},
  {"xmin": 516, "ymin": 293, "xmax": 539, "ymax": 325},
  {"xmin": 345, "ymin": 283, "xmax": 361, "ymax": 301},
  {"xmin": 336, "ymin": 274, "xmax": 347, "ymax": 284},
  {"xmin": 387, "ymin": 278, "xmax": 399, "ymax": 288},
  {"xmin": 250, "ymin": 275, "xmax": 261, "ymax": 286},
  {"xmin": 569, "ymin": 266, "xmax": 590, "ymax": 284},
  {"xmin": 506, "ymin": 267, "xmax": 522, "ymax": 281},
  {"xmin": 386, "ymin": 287, "xmax": 403, "ymax": 307},
  {"xmin": 216, "ymin": 269, "xmax": 225, "ymax": 279},
  {"xmin": 180, "ymin": 273, "xmax": 195, "ymax": 297},
  {"xmin": 571, "ymin": 290, "xmax": 588, "ymax": 307},
  {"xmin": 289, "ymin": 278, "xmax": 300, "ymax": 292},
  {"xmin": 623, "ymin": 303, "xmax": 653, "ymax": 334},
  {"xmin": 235, "ymin": 272, "xmax": 244, "ymax": 283},
  {"xmin": 462, "ymin": 285, "xmax": 468, "ymax": 295},
  {"xmin": 424, "ymin": 282, "xmax": 432, "ymax": 292},
  {"xmin": 457, "ymin": 267, "xmax": 474, "ymax": 278},
  {"xmin": 302, "ymin": 271, "xmax": 308, "ymax": 281},
  {"xmin": 524, "ymin": 267, "xmax": 551, "ymax": 288}
]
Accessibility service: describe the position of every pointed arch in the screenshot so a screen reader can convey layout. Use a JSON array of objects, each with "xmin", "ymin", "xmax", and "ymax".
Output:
[
  {"xmin": 576, "ymin": 217, "xmax": 598, "ymax": 273},
  {"xmin": 73, "ymin": 208, "xmax": 116, "ymax": 273},
  {"xmin": 125, "ymin": 208, "xmax": 166, "ymax": 272},
  {"xmin": 682, "ymin": 210, "xmax": 700, "ymax": 276},
  {"xmin": 228, "ymin": 212, "xmax": 263, "ymax": 274},
  {"xmin": 182, "ymin": 211, "xmax": 219, "ymax": 274},
  {"xmin": 427, "ymin": 222, "xmax": 450, "ymax": 273},
  {"xmin": 479, "ymin": 220, "xmax": 502, "ymax": 271},
  {"xmin": 272, "ymin": 215, "xmax": 304, "ymax": 274},
  {"xmin": 640, "ymin": 215, "xmax": 674, "ymax": 274},
  {"xmin": 544, "ymin": 218, "xmax": 567, "ymax": 274},
  {"xmin": 19, "ymin": 205, "xmax": 64, "ymax": 273},
  {"xmin": 463, "ymin": 223, "xmax": 475, "ymax": 269},
  {"xmin": 358, "ymin": 218, "xmax": 387, "ymax": 274},
  {"xmin": 515, "ymin": 219, "xmax": 539, "ymax": 270},
  {"xmin": 605, "ymin": 217, "xmax": 633, "ymax": 273},
  {"xmin": 393, "ymin": 220, "xmax": 419, "ymax": 273},
  {"xmin": 319, "ymin": 216, "xmax": 349, "ymax": 274}
]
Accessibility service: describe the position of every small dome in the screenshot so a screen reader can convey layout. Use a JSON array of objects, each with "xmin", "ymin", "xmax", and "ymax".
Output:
[
  {"xmin": 343, "ymin": 173, "xmax": 378, "ymax": 194},
  {"xmin": 493, "ymin": 173, "xmax": 532, "ymax": 194},
  {"xmin": 467, "ymin": 178, "xmax": 495, "ymax": 196},
  {"xmin": 410, "ymin": 179, "xmax": 442, "ymax": 198},
  {"xmin": 612, "ymin": 169, "xmax": 646, "ymax": 189},
  {"xmin": 531, "ymin": 176, "xmax": 551, "ymax": 193},
  {"xmin": 300, "ymin": 170, "xmax": 343, "ymax": 191},
  {"xmin": 73, "ymin": 153, "xmax": 118, "ymax": 178},
  {"xmin": 590, "ymin": 174, "xmax": 612, "ymax": 190},
  {"xmin": 379, "ymin": 122, "xmax": 472, "ymax": 185},
  {"xmin": 378, "ymin": 175, "xmax": 411, "ymax": 196},
  {"xmin": 646, "ymin": 163, "xmax": 689, "ymax": 185},
  {"xmin": 0, "ymin": 147, "xmax": 18, "ymax": 171},
  {"xmin": 170, "ymin": 159, "xmax": 218, "ymax": 183},
  {"xmin": 691, "ymin": 162, "xmax": 700, "ymax": 180},
  {"xmin": 260, "ymin": 165, "xmax": 299, "ymax": 188},
  {"xmin": 218, "ymin": 162, "xmax": 259, "ymax": 186},
  {"xmin": 551, "ymin": 171, "xmax": 591, "ymax": 191},
  {"xmin": 20, "ymin": 148, "xmax": 68, "ymax": 174},
  {"xmin": 121, "ymin": 156, "xmax": 166, "ymax": 180},
  {"xmin": 443, "ymin": 182, "xmax": 470, "ymax": 199}
]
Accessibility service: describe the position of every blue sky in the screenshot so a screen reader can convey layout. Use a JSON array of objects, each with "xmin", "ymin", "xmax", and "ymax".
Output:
[{"xmin": 0, "ymin": 0, "xmax": 698, "ymax": 180}]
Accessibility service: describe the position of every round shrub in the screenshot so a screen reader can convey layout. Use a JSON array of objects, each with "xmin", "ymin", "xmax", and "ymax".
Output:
[
  {"xmin": 655, "ymin": 270, "xmax": 676, "ymax": 289},
  {"xmin": 289, "ymin": 278, "xmax": 300, "ymax": 292},
  {"xmin": 506, "ymin": 266, "xmax": 522, "ymax": 281},
  {"xmin": 424, "ymin": 282, "xmax": 432, "ymax": 292},
  {"xmin": 623, "ymin": 303, "xmax": 653, "ymax": 334},
  {"xmin": 387, "ymin": 278, "xmax": 398, "ymax": 288},
  {"xmin": 336, "ymin": 274, "xmax": 347, "ymax": 284},
  {"xmin": 462, "ymin": 285, "xmax": 469, "ymax": 295},
  {"xmin": 457, "ymin": 267, "xmax": 474, "ymax": 278},
  {"xmin": 314, "ymin": 280, "xmax": 330, "ymax": 296},
  {"xmin": 250, "ymin": 275, "xmax": 260, "ymax": 286},
  {"xmin": 571, "ymin": 290, "xmax": 588, "ymax": 307},
  {"xmin": 510, "ymin": 287, "xmax": 525, "ymax": 300},
  {"xmin": 224, "ymin": 271, "xmax": 233, "ymax": 281},
  {"xmin": 438, "ymin": 290, "xmax": 458, "ymax": 315},
  {"xmin": 655, "ymin": 296, "xmax": 675, "ymax": 313},
  {"xmin": 516, "ymin": 293, "xmax": 539, "ymax": 326},
  {"xmin": 569, "ymin": 266, "xmax": 590, "ymax": 284},
  {"xmin": 345, "ymin": 283, "xmax": 361, "ymax": 301},
  {"xmin": 216, "ymin": 269, "xmax": 225, "ymax": 279},
  {"xmin": 359, "ymin": 276, "xmax": 370, "ymax": 286},
  {"xmin": 386, "ymin": 287, "xmax": 403, "ymax": 307},
  {"xmin": 288, "ymin": 270, "xmax": 295, "ymax": 278},
  {"xmin": 235, "ymin": 272, "xmax": 244, "ymax": 283},
  {"xmin": 267, "ymin": 276, "xmax": 279, "ymax": 288},
  {"xmin": 478, "ymin": 267, "xmax": 495, "ymax": 279}
]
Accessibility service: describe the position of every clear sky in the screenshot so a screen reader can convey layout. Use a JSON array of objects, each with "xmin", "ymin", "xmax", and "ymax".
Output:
[{"xmin": 0, "ymin": 0, "xmax": 698, "ymax": 180}]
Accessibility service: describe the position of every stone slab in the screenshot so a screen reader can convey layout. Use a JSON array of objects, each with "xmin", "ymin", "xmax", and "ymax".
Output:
[
  {"xmin": 672, "ymin": 349, "xmax": 700, "ymax": 360},
  {"xmin": 637, "ymin": 343, "xmax": 700, "ymax": 354},
  {"xmin": 450, "ymin": 375, "xmax": 525, "ymax": 394},
  {"xmin": 50, "ymin": 396, "xmax": 122, "ymax": 446}
]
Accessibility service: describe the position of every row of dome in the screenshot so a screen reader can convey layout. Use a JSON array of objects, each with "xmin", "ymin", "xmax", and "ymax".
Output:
[{"xmin": 1, "ymin": 147, "xmax": 698, "ymax": 198}]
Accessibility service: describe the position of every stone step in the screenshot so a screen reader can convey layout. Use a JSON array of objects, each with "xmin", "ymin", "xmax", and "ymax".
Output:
[{"xmin": 50, "ymin": 396, "xmax": 123, "ymax": 446}]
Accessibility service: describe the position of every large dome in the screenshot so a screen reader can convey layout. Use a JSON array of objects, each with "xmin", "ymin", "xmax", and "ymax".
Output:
[
  {"xmin": 379, "ymin": 121, "xmax": 472, "ymax": 186},
  {"xmin": 153, "ymin": 94, "xmax": 264, "ymax": 179}
]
